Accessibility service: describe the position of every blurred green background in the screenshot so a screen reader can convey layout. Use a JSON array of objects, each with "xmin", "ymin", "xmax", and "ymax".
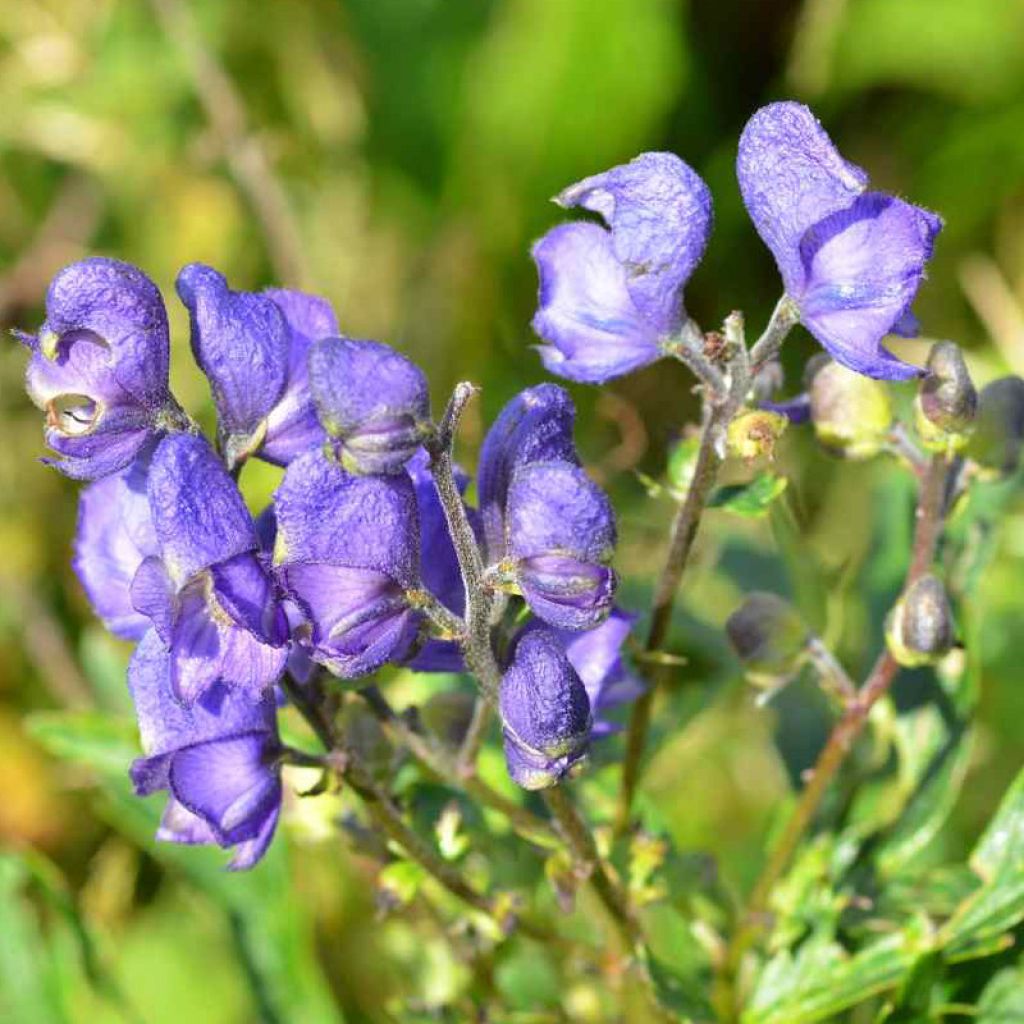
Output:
[{"xmin": 1, "ymin": 0, "xmax": 1024, "ymax": 1021}]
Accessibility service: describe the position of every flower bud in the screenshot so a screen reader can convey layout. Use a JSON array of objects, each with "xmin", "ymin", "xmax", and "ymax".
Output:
[
  {"xmin": 725, "ymin": 592, "xmax": 810, "ymax": 688},
  {"xmin": 965, "ymin": 376, "xmax": 1024, "ymax": 478},
  {"xmin": 885, "ymin": 575, "xmax": 954, "ymax": 668},
  {"xmin": 500, "ymin": 629, "xmax": 592, "ymax": 790},
  {"xmin": 915, "ymin": 341, "xmax": 977, "ymax": 452},
  {"xmin": 309, "ymin": 338, "xmax": 430, "ymax": 474},
  {"xmin": 808, "ymin": 360, "xmax": 892, "ymax": 459},
  {"xmin": 727, "ymin": 409, "xmax": 788, "ymax": 462}
]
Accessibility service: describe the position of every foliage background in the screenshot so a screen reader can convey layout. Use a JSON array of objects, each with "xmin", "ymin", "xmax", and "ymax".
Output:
[{"xmin": 1, "ymin": 0, "xmax": 1023, "ymax": 1020}]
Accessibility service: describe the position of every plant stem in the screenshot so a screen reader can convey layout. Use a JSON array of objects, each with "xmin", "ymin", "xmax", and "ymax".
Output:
[
  {"xmin": 719, "ymin": 452, "xmax": 951, "ymax": 1016},
  {"xmin": 615, "ymin": 299, "xmax": 799, "ymax": 836}
]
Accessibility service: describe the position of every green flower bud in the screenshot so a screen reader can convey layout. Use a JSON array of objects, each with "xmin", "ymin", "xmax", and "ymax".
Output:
[
  {"xmin": 809, "ymin": 360, "xmax": 893, "ymax": 459},
  {"xmin": 725, "ymin": 592, "xmax": 810, "ymax": 689},
  {"xmin": 965, "ymin": 376, "xmax": 1024, "ymax": 478},
  {"xmin": 727, "ymin": 409, "xmax": 788, "ymax": 462},
  {"xmin": 885, "ymin": 575, "xmax": 954, "ymax": 668},
  {"xmin": 915, "ymin": 341, "xmax": 977, "ymax": 452}
]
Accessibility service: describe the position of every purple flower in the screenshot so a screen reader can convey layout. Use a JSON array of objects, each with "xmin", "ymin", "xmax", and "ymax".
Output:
[
  {"xmin": 273, "ymin": 449, "xmax": 421, "ymax": 677},
  {"xmin": 477, "ymin": 384, "xmax": 579, "ymax": 562},
  {"xmin": 737, "ymin": 102, "xmax": 942, "ymax": 380},
  {"xmin": 499, "ymin": 628, "xmax": 592, "ymax": 790},
  {"xmin": 259, "ymin": 288, "xmax": 339, "ymax": 466},
  {"xmin": 308, "ymin": 338, "xmax": 430, "ymax": 475},
  {"xmin": 529, "ymin": 608, "xmax": 645, "ymax": 737},
  {"xmin": 176, "ymin": 264, "xmax": 292, "ymax": 468},
  {"xmin": 73, "ymin": 450, "xmax": 159, "ymax": 640},
  {"xmin": 21, "ymin": 258, "xmax": 179, "ymax": 479},
  {"xmin": 128, "ymin": 630, "xmax": 282, "ymax": 870},
  {"xmin": 133, "ymin": 434, "xmax": 288, "ymax": 704},
  {"xmin": 506, "ymin": 460, "xmax": 617, "ymax": 631},
  {"xmin": 532, "ymin": 152, "xmax": 713, "ymax": 383}
]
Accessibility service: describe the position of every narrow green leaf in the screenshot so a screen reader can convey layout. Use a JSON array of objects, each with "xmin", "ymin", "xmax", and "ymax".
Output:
[
  {"xmin": 977, "ymin": 966, "xmax": 1024, "ymax": 1021},
  {"xmin": 712, "ymin": 473, "xmax": 788, "ymax": 518}
]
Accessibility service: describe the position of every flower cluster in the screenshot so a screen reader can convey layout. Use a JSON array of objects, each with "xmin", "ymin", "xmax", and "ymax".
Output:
[{"xmin": 21, "ymin": 258, "xmax": 640, "ymax": 867}]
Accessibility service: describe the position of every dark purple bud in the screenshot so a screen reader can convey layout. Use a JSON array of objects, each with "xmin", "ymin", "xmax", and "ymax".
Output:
[
  {"xmin": 738, "ymin": 102, "xmax": 941, "ymax": 381},
  {"xmin": 532, "ymin": 153, "xmax": 712, "ymax": 383},
  {"xmin": 478, "ymin": 384, "xmax": 579, "ymax": 561},
  {"xmin": 73, "ymin": 452, "xmax": 159, "ymax": 640},
  {"xmin": 141, "ymin": 435, "xmax": 288, "ymax": 704},
  {"xmin": 176, "ymin": 264, "xmax": 290, "ymax": 468},
  {"xmin": 725, "ymin": 592, "xmax": 810, "ymax": 689},
  {"xmin": 259, "ymin": 288, "xmax": 339, "ymax": 466},
  {"xmin": 966, "ymin": 376, "xmax": 1024, "ymax": 477},
  {"xmin": 499, "ymin": 629, "xmax": 592, "ymax": 790},
  {"xmin": 506, "ymin": 461, "xmax": 617, "ymax": 630},
  {"xmin": 886, "ymin": 575, "xmax": 954, "ymax": 668},
  {"xmin": 128, "ymin": 630, "xmax": 282, "ymax": 869},
  {"xmin": 273, "ymin": 449, "xmax": 421, "ymax": 677},
  {"xmin": 523, "ymin": 608, "xmax": 644, "ymax": 737},
  {"xmin": 22, "ymin": 258, "xmax": 178, "ymax": 479},
  {"xmin": 916, "ymin": 341, "xmax": 977, "ymax": 451},
  {"xmin": 309, "ymin": 338, "xmax": 430, "ymax": 474}
]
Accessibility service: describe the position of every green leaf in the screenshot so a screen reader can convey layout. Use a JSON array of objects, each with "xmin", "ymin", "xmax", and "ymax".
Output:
[
  {"xmin": 667, "ymin": 435, "xmax": 700, "ymax": 493},
  {"xmin": 944, "ymin": 763, "xmax": 1024, "ymax": 958},
  {"xmin": 25, "ymin": 711, "xmax": 139, "ymax": 775},
  {"xmin": 977, "ymin": 966, "xmax": 1024, "ymax": 1021},
  {"xmin": 712, "ymin": 473, "xmax": 789, "ymax": 518}
]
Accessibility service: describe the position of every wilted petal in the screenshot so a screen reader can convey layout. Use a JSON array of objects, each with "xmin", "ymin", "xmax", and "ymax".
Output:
[
  {"xmin": 148, "ymin": 434, "xmax": 256, "ymax": 585},
  {"xmin": 309, "ymin": 337, "xmax": 430, "ymax": 474},
  {"xmin": 737, "ymin": 102, "xmax": 868, "ymax": 292},
  {"xmin": 499, "ymin": 629, "xmax": 591, "ymax": 790},
  {"xmin": 273, "ymin": 449, "xmax": 419, "ymax": 587},
  {"xmin": 176, "ymin": 263, "xmax": 289, "ymax": 458},
  {"xmin": 557, "ymin": 152, "xmax": 712, "ymax": 334},
  {"xmin": 532, "ymin": 223, "xmax": 663, "ymax": 384},
  {"xmin": 798, "ymin": 193, "xmax": 940, "ymax": 380},
  {"xmin": 260, "ymin": 288, "xmax": 339, "ymax": 466},
  {"xmin": 74, "ymin": 456, "xmax": 159, "ymax": 639},
  {"xmin": 477, "ymin": 384, "xmax": 578, "ymax": 560}
]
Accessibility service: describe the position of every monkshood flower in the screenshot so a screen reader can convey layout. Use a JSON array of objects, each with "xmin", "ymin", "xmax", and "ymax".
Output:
[
  {"xmin": 73, "ymin": 450, "xmax": 159, "ymax": 641},
  {"xmin": 737, "ymin": 102, "xmax": 942, "ymax": 381},
  {"xmin": 309, "ymin": 337, "xmax": 431, "ymax": 475},
  {"xmin": 532, "ymin": 152, "xmax": 712, "ymax": 383},
  {"xmin": 499, "ymin": 628, "xmax": 592, "ymax": 790},
  {"xmin": 179, "ymin": 264, "xmax": 342, "ymax": 467},
  {"xmin": 20, "ymin": 258, "xmax": 184, "ymax": 479},
  {"xmin": 133, "ymin": 434, "xmax": 288, "ymax": 704},
  {"xmin": 477, "ymin": 383, "xmax": 579, "ymax": 561},
  {"xmin": 273, "ymin": 449, "xmax": 422, "ymax": 677},
  {"xmin": 405, "ymin": 449, "xmax": 473, "ymax": 673},
  {"xmin": 505, "ymin": 460, "xmax": 617, "ymax": 630},
  {"xmin": 526, "ymin": 609, "xmax": 644, "ymax": 737},
  {"xmin": 128, "ymin": 630, "xmax": 282, "ymax": 870}
]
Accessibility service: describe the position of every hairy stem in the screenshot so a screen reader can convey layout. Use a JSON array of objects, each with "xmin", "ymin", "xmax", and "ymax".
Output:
[{"xmin": 719, "ymin": 452, "xmax": 951, "ymax": 1016}]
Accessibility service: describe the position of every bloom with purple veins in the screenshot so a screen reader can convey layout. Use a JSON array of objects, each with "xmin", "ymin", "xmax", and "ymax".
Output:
[
  {"xmin": 737, "ymin": 102, "xmax": 943, "ymax": 381},
  {"xmin": 477, "ymin": 384, "xmax": 579, "ymax": 562},
  {"xmin": 505, "ymin": 460, "xmax": 617, "ymax": 631},
  {"xmin": 273, "ymin": 449, "xmax": 422, "ymax": 677},
  {"xmin": 176, "ymin": 263, "xmax": 291, "ymax": 468},
  {"xmin": 526, "ymin": 608, "xmax": 645, "ymax": 737},
  {"xmin": 128, "ymin": 630, "xmax": 282, "ymax": 870},
  {"xmin": 532, "ymin": 152, "xmax": 713, "ymax": 383},
  {"xmin": 309, "ymin": 337, "xmax": 430, "ymax": 475},
  {"xmin": 133, "ymin": 434, "xmax": 288, "ymax": 705},
  {"xmin": 74, "ymin": 449, "xmax": 159, "ymax": 640},
  {"xmin": 499, "ymin": 628, "xmax": 592, "ymax": 790},
  {"xmin": 21, "ymin": 258, "xmax": 182, "ymax": 479}
]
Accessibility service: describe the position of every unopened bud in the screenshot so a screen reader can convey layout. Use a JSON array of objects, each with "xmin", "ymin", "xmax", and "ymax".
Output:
[
  {"xmin": 885, "ymin": 575, "xmax": 954, "ymax": 668},
  {"xmin": 725, "ymin": 592, "xmax": 810, "ymax": 688},
  {"xmin": 915, "ymin": 341, "xmax": 977, "ymax": 452},
  {"xmin": 727, "ymin": 410, "xmax": 788, "ymax": 462},
  {"xmin": 965, "ymin": 376, "xmax": 1024, "ymax": 478},
  {"xmin": 809, "ymin": 360, "xmax": 892, "ymax": 459}
]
